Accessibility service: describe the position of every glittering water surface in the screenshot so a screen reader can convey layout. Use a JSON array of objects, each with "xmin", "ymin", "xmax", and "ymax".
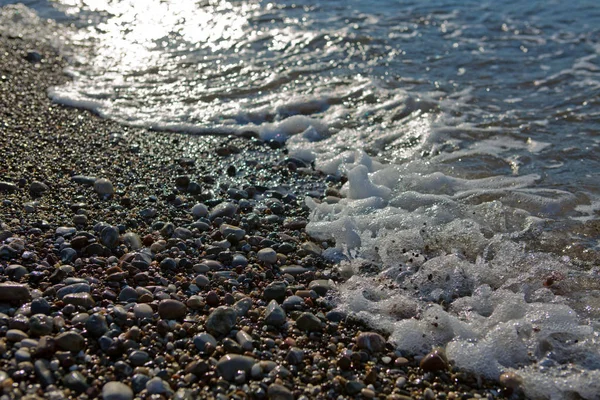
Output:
[{"xmin": 2, "ymin": 0, "xmax": 600, "ymax": 397}]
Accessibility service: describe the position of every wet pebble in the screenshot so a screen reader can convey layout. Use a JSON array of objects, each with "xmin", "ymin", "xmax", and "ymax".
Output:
[
  {"xmin": 206, "ymin": 306, "xmax": 237, "ymax": 336},
  {"xmin": 264, "ymin": 300, "xmax": 287, "ymax": 327},
  {"xmin": 102, "ymin": 381, "xmax": 133, "ymax": 400},
  {"xmin": 158, "ymin": 299, "xmax": 187, "ymax": 320},
  {"xmin": 216, "ymin": 354, "xmax": 256, "ymax": 381},
  {"xmin": 258, "ymin": 248, "xmax": 277, "ymax": 264}
]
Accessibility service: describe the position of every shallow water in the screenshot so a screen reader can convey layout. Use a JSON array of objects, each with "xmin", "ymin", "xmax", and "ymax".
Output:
[{"xmin": 2, "ymin": 0, "xmax": 600, "ymax": 397}]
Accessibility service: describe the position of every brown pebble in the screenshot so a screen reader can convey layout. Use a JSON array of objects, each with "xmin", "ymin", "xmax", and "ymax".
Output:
[
  {"xmin": 419, "ymin": 348, "xmax": 448, "ymax": 372},
  {"xmin": 158, "ymin": 299, "xmax": 187, "ymax": 320},
  {"xmin": 356, "ymin": 332, "xmax": 387, "ymax": 353},
  {"xmin": 499, "ymin": 371, "xmax": 523, "ymax": 390}
]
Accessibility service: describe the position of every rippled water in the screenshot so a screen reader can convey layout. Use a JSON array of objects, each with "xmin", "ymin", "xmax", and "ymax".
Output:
[{"xmin": 2, "ymin": 0, "xmax": 600, "ymax": 397}]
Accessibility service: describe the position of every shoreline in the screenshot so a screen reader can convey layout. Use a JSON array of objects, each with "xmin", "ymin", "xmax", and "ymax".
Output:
[{"xmin": 0, "ymin": 34, "xmax": 512, "ymax": 399}]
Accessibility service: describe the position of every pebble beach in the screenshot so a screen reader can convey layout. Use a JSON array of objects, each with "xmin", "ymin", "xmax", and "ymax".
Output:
[{"xmin": 0, "ymin": 33, "xmax": 518, "ymax": 400}]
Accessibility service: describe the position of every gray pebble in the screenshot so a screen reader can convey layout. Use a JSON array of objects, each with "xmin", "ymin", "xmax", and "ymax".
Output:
[
  {"xmin": 206, "ymin": 306, "xmax": 237, "ymax": 336},
  {"xmin": 216, "ymin": 354, "xmax": 256, "ymax": 381},
  {"xmin": 264, "ymin": 300, "xmax": 287, "ymax": 327},
  {"xmin": 133, "ymin": 304, "xmax": 154, "ymax": 319},
  {"xmin": 94, "ymin": 178, "xmax": 114, "ymax": 196},
  {"xmin": 295, "ymin": 312, "xmax": 322, "ymax": 332},
  {"xmin": 102, "ymin": 381, "xmax": 133, "ymax": 400},
  {"xmin": 257, "ymin": 248, "xmax": 277, "ymax": 264}
]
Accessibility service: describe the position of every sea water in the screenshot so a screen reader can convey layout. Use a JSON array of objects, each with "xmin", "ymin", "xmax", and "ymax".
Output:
[{"xmin": 1, "ymin": 0, "xmax": 600, "ymax": 398}]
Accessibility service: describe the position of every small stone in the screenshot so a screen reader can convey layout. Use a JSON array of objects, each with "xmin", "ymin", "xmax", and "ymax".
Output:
[
  {"xmin": 308, "ymin": 279, "xmax": 334, "ymax": 296},
  {"xmin": 361, "ymin": 388, "xmax": 376, "ymax": 399},
  {"xmin": 73, "ymin": 214, "xmax": 88, "ymax": 225},
  {"xmin": 356, "ymin": 332, "xmax": 387, "ymax": 353},
  {"xmin": 220, "ymin": 224, "xmax": 246, "ymax": 242},
  {"xmin": 118, "ymin": 286, "xmax": 139, "ymax": 302},
  {"xmin": 264, "ymin": 281, "xmax": 287, "ymax": 303},
  {"xmin": 0, "ymin": 181, "xmax": 17, "ymax": 191},
  {"xmin": 56, "ymin": 283, "xmax": 91, "ymax": 299},
  {"xmin": 173, "ymin": 227, "xmax": 192, "ymax": 239},
  {"xmin": 279, "ymin": 265, "xmax": 308, "ymax": 276},
  {"xmin": 264, "ymin": 300, "xmax": 287, "ymax": 327},
  {"xmin": 419, "ymin": 347, "xmax": 448, "ymax": 372},
  {"xmin": 346, "ymin": 381, "xmax": 366, "ymax": 396},
  {"xmin": 34, "ymin": 359, "xmax": 54, "ymax": 387},
  {"xmin": 158, "ymin": 299, "xmax": 187, "ymax": 320},
  {"xmin": 0, "ymin": 283, "xmax": 31, "ymax": 301},
  {"xmin": 6, "ymin": 264, "xmax": 28, "ymax": 280},
  {"xmin": 499, "ymin": 371, "xmax": 523, "ymax": 390},
  {"xmin": 62, "ymin": 292, "xmax": 95, "ymax": 309},
  {"xmin": 191, "ymin": 203, "xmax": 209, "ymax": 218},
  {"xmin": 133, "ymin": 304, "xmax": 154, "ymax": 320},
  {"xmin": 209, "ymin": 202, "xmax": 238, "ymax": 220},
  {"xmin": 295, "ymin": 312, "xmax": 322, "ymax": 332},
  {"xmin": 257, "ymin": 248, "xmax": 277, "ymax": 264},
  {"xmin": 206, "ymin": 306, "xmax": 237, "ymax": 336},
  {"xmin": 193, "ymin": 274, "xmax": 210, "ymax": 288},
  {"xmin": 6, "ymin": 329, "xmax": 28, "ymax": 342},
  {"xmin": 267, "ymin": 383, "xmax": 294, "ymax": 400},
  {"xmin": 233, "ymin": 297, "xmax": 253, "ymax": 317},
  {"xmin": 55, "ymin": 331, "xmax": 85, "ymax": 352},
  {"xmin": 146, "ymin": 377, "xmax": 173, "ymax": 395},
  {"xmin": 282, "ymin": 295, "xmax": 304, "ymax": 311},
  {"xmin": 101, "ymin": 226, "xmax": 120, "ymax": 248},
  {"xmin": 94, "ymin": 178, "xmax": 115, "ymax": 196},
  {"xmin": 63, "ymin": 371, "xmax": 89, "ymax": 393},
  {"xmin": 29, "ymin": 314, "xmax": 53, "ymax": 337},
  {"xmin": 301, "ymin": 241, "xmax": 322, "ymax": 255},
  {"xmin": 216, "ymin": 354, "xmax": 256, "ymax": 381},
  {"xmin": 129, "ymin": 350, "xmax": 150, "ymax": 367},
  {"xmin": 193, "ymin": 332, "xmax": 217, "ymax": 352},
  {"xmin": 122, "ymin": 233, "xmax": 142, "ymax": 250},
  {"xmin": 285, "ymin": 347, "xmax": 304, "ymax": 365},
  {"xmin": 102, "ymin": 381, "xmax": 134, "ymax": 400},
  {"xmin": 86, "ymin": 313, "xmax": 109, "ymax": 337},
  {"xmin": 235, "ymin": 330, "xmax": 254, "ymax": 351},
  {"xmin": 29, "ymin": 181, "xmax": 48, "ymax": 195}
]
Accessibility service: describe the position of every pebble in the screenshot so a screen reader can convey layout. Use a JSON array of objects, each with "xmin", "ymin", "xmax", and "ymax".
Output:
[
  {"xmin": 209, "ymin": 202, "xmax": 238, "ymax": 220},
  {"xmin": 193, "ymin": 332, "xmax": 217, "ymax": 352},
  {"xmin": 146, "ymin": 377, "xmax": 173, "ymax": 395},
  {"xmin": 29, "ymin": 181, "xmax": 48, "ymax": 195},
  {"xmin": 216, "ymin": 354, "xmax": 256, "ymax": 381},
  {"xmin": 257, "ymin": 248, "xmax": 277, "ymax": 264},
  {"xmin": 206, "ymin": 306, "xmax": 237, "ymax": 336},
  {"xmin": 220, "ymin": 224, "xmax": 246, "ymax": 241},
  {"xmin": 191, "ymin": 203, "xmax": 209, "ymax": 218},
  {"xmin": 86, "ymin": 313, "xmax": 109, "ymax": 337},
  {"xmin": 265, "ymin": 300, "xmax": 287, "ymax": 326},
  {"xmin": 29, "ymin": 314, "xmax": 53, "ymax": 336},
  {"xmin": 0, "ymin": 181, "xmax": 17, "ymax": 191},
  {"xmin": 158, "ymin": 299, "xmax": 187, "ymax": 320},
  {"xmin": 0, "ymin": 283, "xmax": 31, "ymax": 301},
  {"xmin": 101, "ymin": 226, "xmax": 120, "ymax": 248},
  {"xmin": 62, "ymin": 292, "xmax": 95, "ymax": 309},
  {"xmin": 55, "ymin": 331, "xmax": 85, "ymax": 352},
  {"xmin": 264, "ymin": 281, "xmax": 287, "ymax": 303},
  {"xmin": 133, "ymin": 304, "xmax": 154, "ymax": 319},
  {"xmin": 356, "ymin": 332, "xmax": 387, "ymax": 353},
  {"xmin": 62, "ymin": 371, "xmax": 89, "ymax": 393},
  {"xmin": 56, "ymin": 283, "xmax": 91, "ymax": 299},
  {"xmin": 233, "ymin": 297, "xmax": 253, "ymax": 317},
  {"xmin": 30, "ymin": 297, "xmax": 51, "ymax": 315},
  {"xmin": 6, "ymin": 329, "xmax": 28, "ymax": 342},
  {"xmin": 499, "ymin": 371, "xmax": 523, "ymax": 390},
  {"xmin": 295, "ymin": 312, "xmax": 322, "ymax": 332},
  {"xmin": 267, "ymin": 383, "xmax": 294, "ymax": 400},
  {"xmin": 102, "ymin": 381, "xmax": 133, "ymax": 400},
  {"xmin": 94, "ymin": 178, "xmax": 115, "ymax": 196},
  {"xmin": 420, "ymin": 347, "xmax": 448, "ymax": 372}
]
